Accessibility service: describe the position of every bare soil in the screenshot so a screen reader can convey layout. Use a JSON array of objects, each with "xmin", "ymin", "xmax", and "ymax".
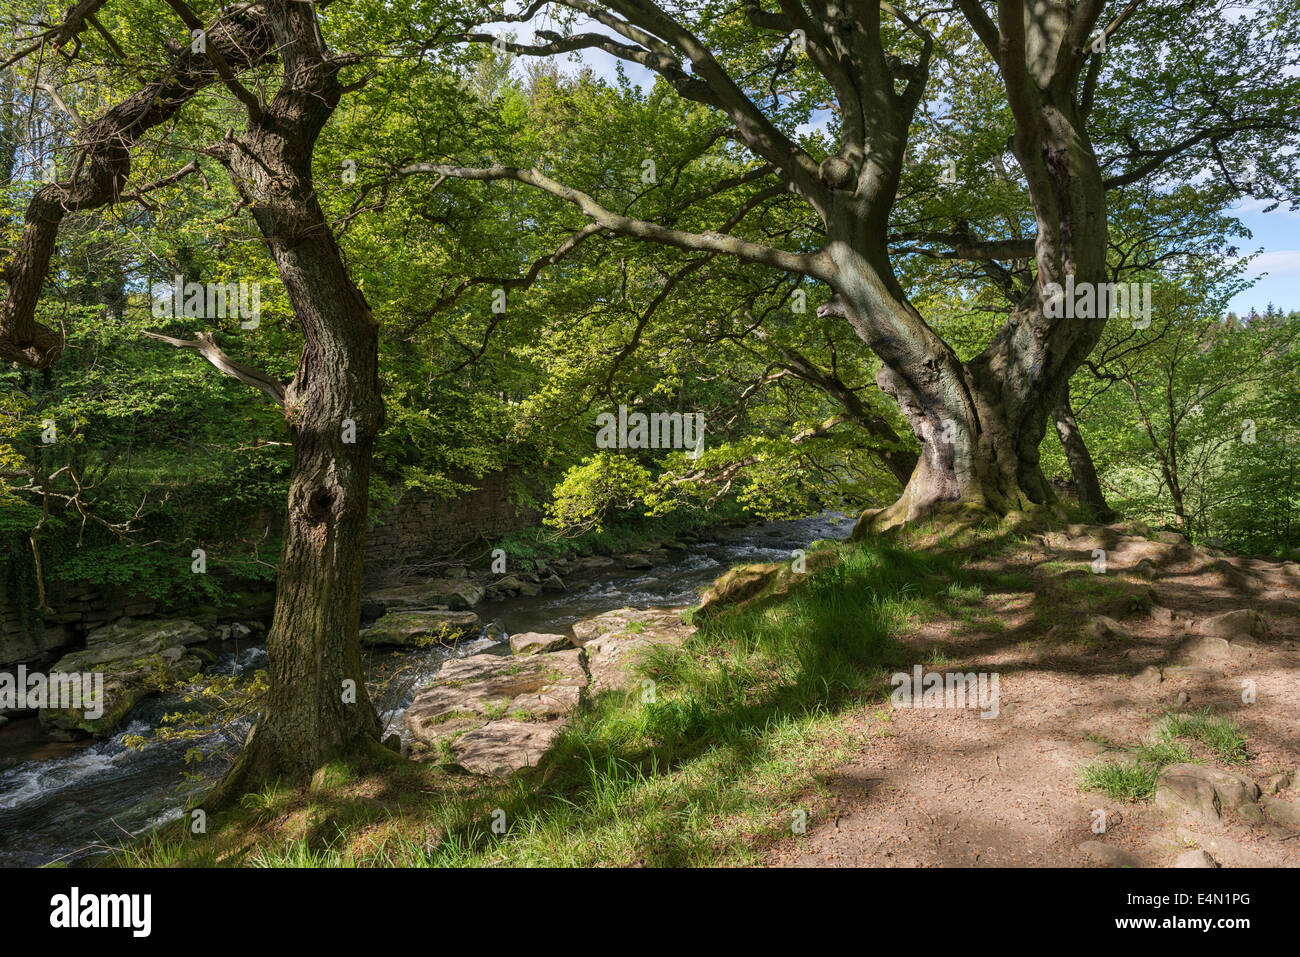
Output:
[{"xmin": 765, "ymin": 526, "xmax": 1300, "ymax": 868}]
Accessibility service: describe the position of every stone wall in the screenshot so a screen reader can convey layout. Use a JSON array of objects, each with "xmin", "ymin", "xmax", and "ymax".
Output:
[
  {"xmin": 0, "ymin": 470, "xmax": 539, "ymax": 667},
  {"xmin": 364, "ymin": 471, "xmax": 541, "ymax": 583}
]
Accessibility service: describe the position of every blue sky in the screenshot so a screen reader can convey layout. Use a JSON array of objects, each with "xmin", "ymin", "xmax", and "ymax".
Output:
[{"xmin": 1228, "ymin": 201, "xmax": 1300, "ymax": 314}]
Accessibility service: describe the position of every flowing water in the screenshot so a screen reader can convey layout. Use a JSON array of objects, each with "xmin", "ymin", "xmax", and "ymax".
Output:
[{"xmin": 0, "ymin": 513, "xmax": 849, "ymax": 866}]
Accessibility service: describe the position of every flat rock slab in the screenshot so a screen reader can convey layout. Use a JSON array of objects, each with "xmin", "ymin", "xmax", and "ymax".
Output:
[
  {"xmin": 366, "ymin": 579, "xmax": 485, "ymax": 612},
  {"xmin": 404, "ymin": 650, "xmax": 586, "ymax": 775},
  {"xmin": 1178, "ymin": 634, "xmax": 1253, "ymax": 664},
  {"xmin": 1161, "ymin": 665, "xmax": 1222, "ymax": 681},
  {"xmin": 580, "ymin": 609, "xmax": 694, "ymax": 695},
  {"xmin": 39, "ymin": 618, "xmax": 208, "ymax": 737},
  {"xmin": 452, "ymin": 721, "xmax": 565, "ymax": 777},
  {"xmin": 85, "ymin": 618, "xmax": 207, "ymax": 649},
  {"xmin": 1175, "ymin": 828, "xmax": 1270, "ymax": 867},
  {"xmin": 404, "ymin": 607, "xmax": 696, "ymax": 775},
  {"xmin": 509, "ymin": 632, "xmax": 571, "ymax": 655}
]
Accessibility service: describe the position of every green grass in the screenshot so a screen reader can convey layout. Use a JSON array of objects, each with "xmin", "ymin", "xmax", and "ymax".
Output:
[
  {"xmin": 1077, "ymin": 738, "xmax": 1194, "ymax": 802},
  {"xmin": 1158, "ymin": 708, "xmax": 1250, "ymax": 765},
  {"xmin": 1077, "ymin": 708, "xmax": 1250, "ymax": 802},
  {"xmin": 1077, "ymin": 760, "xmax": 1160, "ymax": 802}
]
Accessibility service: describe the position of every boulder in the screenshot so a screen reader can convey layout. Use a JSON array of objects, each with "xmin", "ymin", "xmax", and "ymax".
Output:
[
  {"xmin": 623, "ymin": 553, "xmax": 655, "ymax": 570},
  {"xmin": 404, "ymin": 649, "xmax": 586, "ymax": 775},
  {"xmin": 485, "ymin": 576, "xmax": 525, "ymax": 599},
  {"xmin": 1178, "ymin": 634, "xmax": 1252, "ymax": 664},
  {"xmin": 1263, "ymin": 772, "xmax": 1291, "ymax": 795},
  {"xmin": 211, "ymin": 621, "xmax": 256, "ymax": 643},
  {"xmin": 508, "ymin": 632, "xmax": 571, "ymax": 656},
  {"xmin": 540, "ymin": 574, "xmax": 566, "ymax": 593},
  {"xmin": 1132, "ymin": 665, "xmax": 1163, "ymax": 688},
  {"xmin": 1086, "ymin": 615, "xmax": 1127, "ymax": 641},
  {"xmin": 1160, "ymin": 763, "xmax": 1259, "ymax": 809},
  {"xmin": 361, "ymin": 610, "xmax": 480, "ymax": 648},
  {"xmin": 365, "ymin": 579, "xmax": 484, "ymax": 612},
  {"xmin": 1155, "ymin": 768, "xmax": 1222, "ymax": 825},
  {"xmin": 1148, "ymin": 605, "xmax": 1178, "ymax": 625},
  {"xmin": 39, "ymin": 619, "xmax": 207, "ymax": 737},
  {"xmin": 1195, "ymin": 610, "xmax": 1269, "ymax": 641},
  {"xmin": 1261, "ymin": 795, "xmax": 1300, "ymax": 830}
]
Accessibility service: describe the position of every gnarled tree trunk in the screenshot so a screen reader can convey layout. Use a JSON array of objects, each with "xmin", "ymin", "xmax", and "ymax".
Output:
[
  {"xmin": 213, "ymin": 3, "xmax": 387, "ymax": 796},
  {"xmin": 827, "ymin": 58, "xmax": 1111, "ymax": 530}
]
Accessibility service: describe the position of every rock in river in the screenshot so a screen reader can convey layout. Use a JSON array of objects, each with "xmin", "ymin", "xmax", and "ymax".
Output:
[
  {"xmin": 361, "ymin": 610, "xmax": 481, "ymax": 648},
  {"xmin": 365, "ymin": 579, "xmax": 485, "ymax": 613},
  {"xmin": 39, "ymin": 618, "xmax": 208, "ymax": 738}
]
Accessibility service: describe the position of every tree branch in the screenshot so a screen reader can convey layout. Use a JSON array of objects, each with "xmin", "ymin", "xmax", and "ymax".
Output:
[
  {"xmin": 398, "ymin": 162, "xmax": 829, "ymax": 278},
  {"xmin": 142, "ymin": 330, "xmax": 286, "ymax": 406}
]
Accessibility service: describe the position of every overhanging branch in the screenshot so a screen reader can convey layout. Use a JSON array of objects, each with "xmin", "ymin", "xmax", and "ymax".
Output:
[{"xmin": 142, "ymin": 330, "xmax": 287, "ymax": 406}]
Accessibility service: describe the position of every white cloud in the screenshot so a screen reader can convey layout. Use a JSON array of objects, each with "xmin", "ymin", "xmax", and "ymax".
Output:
[{"xmin": 1246, "ymin": 250, "xmax": 1300, "ymax": 277}]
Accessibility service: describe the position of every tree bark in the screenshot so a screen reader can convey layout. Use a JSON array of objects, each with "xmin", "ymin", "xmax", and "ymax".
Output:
[{"xmin": 1051, "ymin": 395, "xmax": 1115, "ymax": 518}]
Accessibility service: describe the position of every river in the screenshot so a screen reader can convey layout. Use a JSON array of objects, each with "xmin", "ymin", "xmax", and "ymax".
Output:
[{"xmin": 0, "ymin": 513, "xmax": 849, "ymax": 867}]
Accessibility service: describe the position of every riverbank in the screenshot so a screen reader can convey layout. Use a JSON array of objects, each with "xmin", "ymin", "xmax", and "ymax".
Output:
[
  {"xmin": 0, "ymin": 513, "xmax": 847, "ymax": 866},
  {"xmin": 110, "ymin": 513, "xmax": 1300, "ymax": 868}
]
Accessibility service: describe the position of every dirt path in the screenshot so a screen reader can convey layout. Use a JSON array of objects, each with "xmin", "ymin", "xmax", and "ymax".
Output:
[{"xmin": 765, "ymin": 525, "xmax": 1300, "ymax": 868}]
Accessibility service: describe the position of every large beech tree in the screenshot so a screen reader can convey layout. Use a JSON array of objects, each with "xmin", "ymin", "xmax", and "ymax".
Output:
[{"xmin": 414, "ymin": 0, "xmax": 1298, "ymax": 527}]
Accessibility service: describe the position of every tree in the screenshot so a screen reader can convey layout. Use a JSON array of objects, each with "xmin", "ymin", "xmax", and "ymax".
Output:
[
  {"xmin": 409, "ymin": 0, "xmax": 1298, "ymax": 528},
  {"xmin": 0, "ymin": 0, "xmax": 403, "ymax": 793},
  {"xmin": 1074, "ymin": 276, "xmax": 1299, "ymax": 541}
]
